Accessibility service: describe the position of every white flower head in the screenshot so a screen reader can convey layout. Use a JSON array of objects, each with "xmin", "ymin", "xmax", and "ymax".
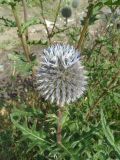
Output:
[{"xmin": 36, "ymin": 44, "xmax": 87, "ymax": 106}]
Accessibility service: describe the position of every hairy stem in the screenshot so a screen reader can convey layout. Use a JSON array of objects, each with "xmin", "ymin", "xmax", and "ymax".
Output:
[
  {"xmin": 50, "ymin": 0, "xmax": 62, "ymax": 36},
  {"xmin": 76, "ymin": 3, "xmax": 93, "ymax": 51},
  {"xmin": 57, "ymin": 107, "xmax": 63, "ymax": 144},
  {"xmin": 39, "ymin": 0, "xmax": 51, "ymax": 44},
  {"xmin": 11, "ymin": 5, "xmax": 30, "ymax": 62},
  {"xmin": 22, "ymin": 0, "xmax": 29, "ymax": 41}
]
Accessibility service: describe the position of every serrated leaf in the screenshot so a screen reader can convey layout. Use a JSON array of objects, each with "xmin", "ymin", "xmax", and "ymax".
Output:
[
  {"xmin": 0, "ymin": 0, "xmax": 16, "ymax": 5},
  {"xmin": 113, "ymin": 93, "xmax": 120, "ymax": 105},
  {"xmin": 21, "ymin": 18, "xmax": 44, "ymax": 34},
  {"xmin": 10, "ymin": 111, "xmax": 50, "ymax": 145},
  {"xmin": 101, "ymin": 109, "xmax": 120, "ymax": 158},
  {"xmin": 101, "ymin": 109, "xmax": 114, "ymax": 143},
  {"xmin": 8, "ymin": 52, "xmax": 35, "ymax": 76},
  {"xmin": 28, "ymin": 39, "xmax": 48, "ymax": 45},
  {"xmin": 8, "ymin": 53, "xmax": 19, "ymax": 61},
  {"xmin": 0, "ymin": 17, "xmax": 16, "ymax": 27},
  {"xmin": 104, "ymin": 0, "xmax": 120, "ymax": 5}
]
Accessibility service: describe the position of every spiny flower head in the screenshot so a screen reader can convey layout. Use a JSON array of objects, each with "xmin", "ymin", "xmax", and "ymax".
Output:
[
  {"xmin": 72, "ymin": 0, "xmax": 80, "ymax": 8},
  {"xmin": 36, "ymin": 44, "xmax": 87, "ymax": 106},
  {"xmin": 61, "ymin": 7, "xmax": 72, "ymax": 18}
]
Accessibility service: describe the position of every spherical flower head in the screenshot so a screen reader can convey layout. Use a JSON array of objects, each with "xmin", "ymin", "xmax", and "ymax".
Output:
[
  {"xmin": 72, "ymin": 0, "xmax": 80, "ymax": 8},
  {"xmin": 61, "ymin": 7, "xmax": 72, "ymax": 18},
  {"xmin": 36, "ymin": 44, "xmax": 87, "ymax": 107}
]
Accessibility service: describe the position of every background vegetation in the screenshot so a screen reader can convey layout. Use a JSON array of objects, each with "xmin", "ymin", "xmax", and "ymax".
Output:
[{"xmin": 0, "ymin": 0, "xmax": 120, "ymax": 159}]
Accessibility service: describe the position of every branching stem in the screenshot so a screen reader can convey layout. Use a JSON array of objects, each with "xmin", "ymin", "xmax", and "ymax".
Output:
[
  {"xmin": 76, "ymin": 4, "xmax": 93, "ymax": 51},
  {"xmin": 11, "ymin": 5, "xmax": 30, "ymax": 62},
  {"xmin": 39, "ymin": 0, "xmax": 51, "ymax": 44},
  {"xmin": 50, "ymin": 0, "xmax": 62, "ymax": 36}
]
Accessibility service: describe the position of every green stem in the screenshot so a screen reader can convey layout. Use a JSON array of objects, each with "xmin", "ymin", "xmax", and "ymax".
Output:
[
  {"xmin": 11, "ymin": 5, "xmax": 30, "ymax": 62},
  {"xmin": 39, "ymin": 0, "xmax": 51, "ymax": 44},
  {"xmin": 22, "ymin": 0, "xmax": 29, "ymax": 41},
  {"xmin": 76, "ymin": 4, "xmax": 93, "ymax": 51},
  {"xmin": 50, "ymin": 0, "xmax": 62, "ymax": 36}
]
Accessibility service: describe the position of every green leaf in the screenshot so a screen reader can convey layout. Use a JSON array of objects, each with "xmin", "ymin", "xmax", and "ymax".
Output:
[
  {"xmin": 113, "ymin": 93, "xmax": 120, "ymax": 105},
  {"xmin": 28, "ymin": 39, "xmax": 48, "ymax": 45},
  {"xmin": 101, "ymin": 110, "xmax": 115, "ymax": 144},
  {"xmin": 8, "ymin": 52, "xmax": 36, "ymax": 76},
  {"xmin": 0, "ymin": 17, "xmax": 16, "ymax": 27},
  {"xmin": 101, "ymin": 109, "xmax": 120, "ymax": 158},
  {"xmin": 104, "ymin": 0, "xmax": 120, "ymax": 5},
  {"xmin": 10, "ymin": 110, "xmax": 51, "ymax": 145},
  {"xmin": 21, "ymin": 18, "xmax": 44, "ymax": 34},
  {"xmin": 62, "ymin": 111, "xmax": 69, "ymax": 127},
  {"xmin": 8, "ymin": 53, "xmax": 20, "ymax": 61},
  {"xmin": 0, "ymin": 0, "xmax": 16, "ymax": 5},
  {"xmin": 88, "ymin": 89, "xmax": 94, "ymax": 106}
]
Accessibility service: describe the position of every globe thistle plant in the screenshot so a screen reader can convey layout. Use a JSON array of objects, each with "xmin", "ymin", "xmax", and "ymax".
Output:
[
  {"xmin": 36, "ymin": 44, "xmax": 87, "ymax": 143},
  {"xmin": 36, "ymin": 44, "xmax": 87, "ymax": 106}
]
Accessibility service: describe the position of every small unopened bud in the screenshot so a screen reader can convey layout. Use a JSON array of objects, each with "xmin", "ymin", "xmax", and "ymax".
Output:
[{"xmin": 72, "ymin": 0, "xmax": 80, "ymax": 9}]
